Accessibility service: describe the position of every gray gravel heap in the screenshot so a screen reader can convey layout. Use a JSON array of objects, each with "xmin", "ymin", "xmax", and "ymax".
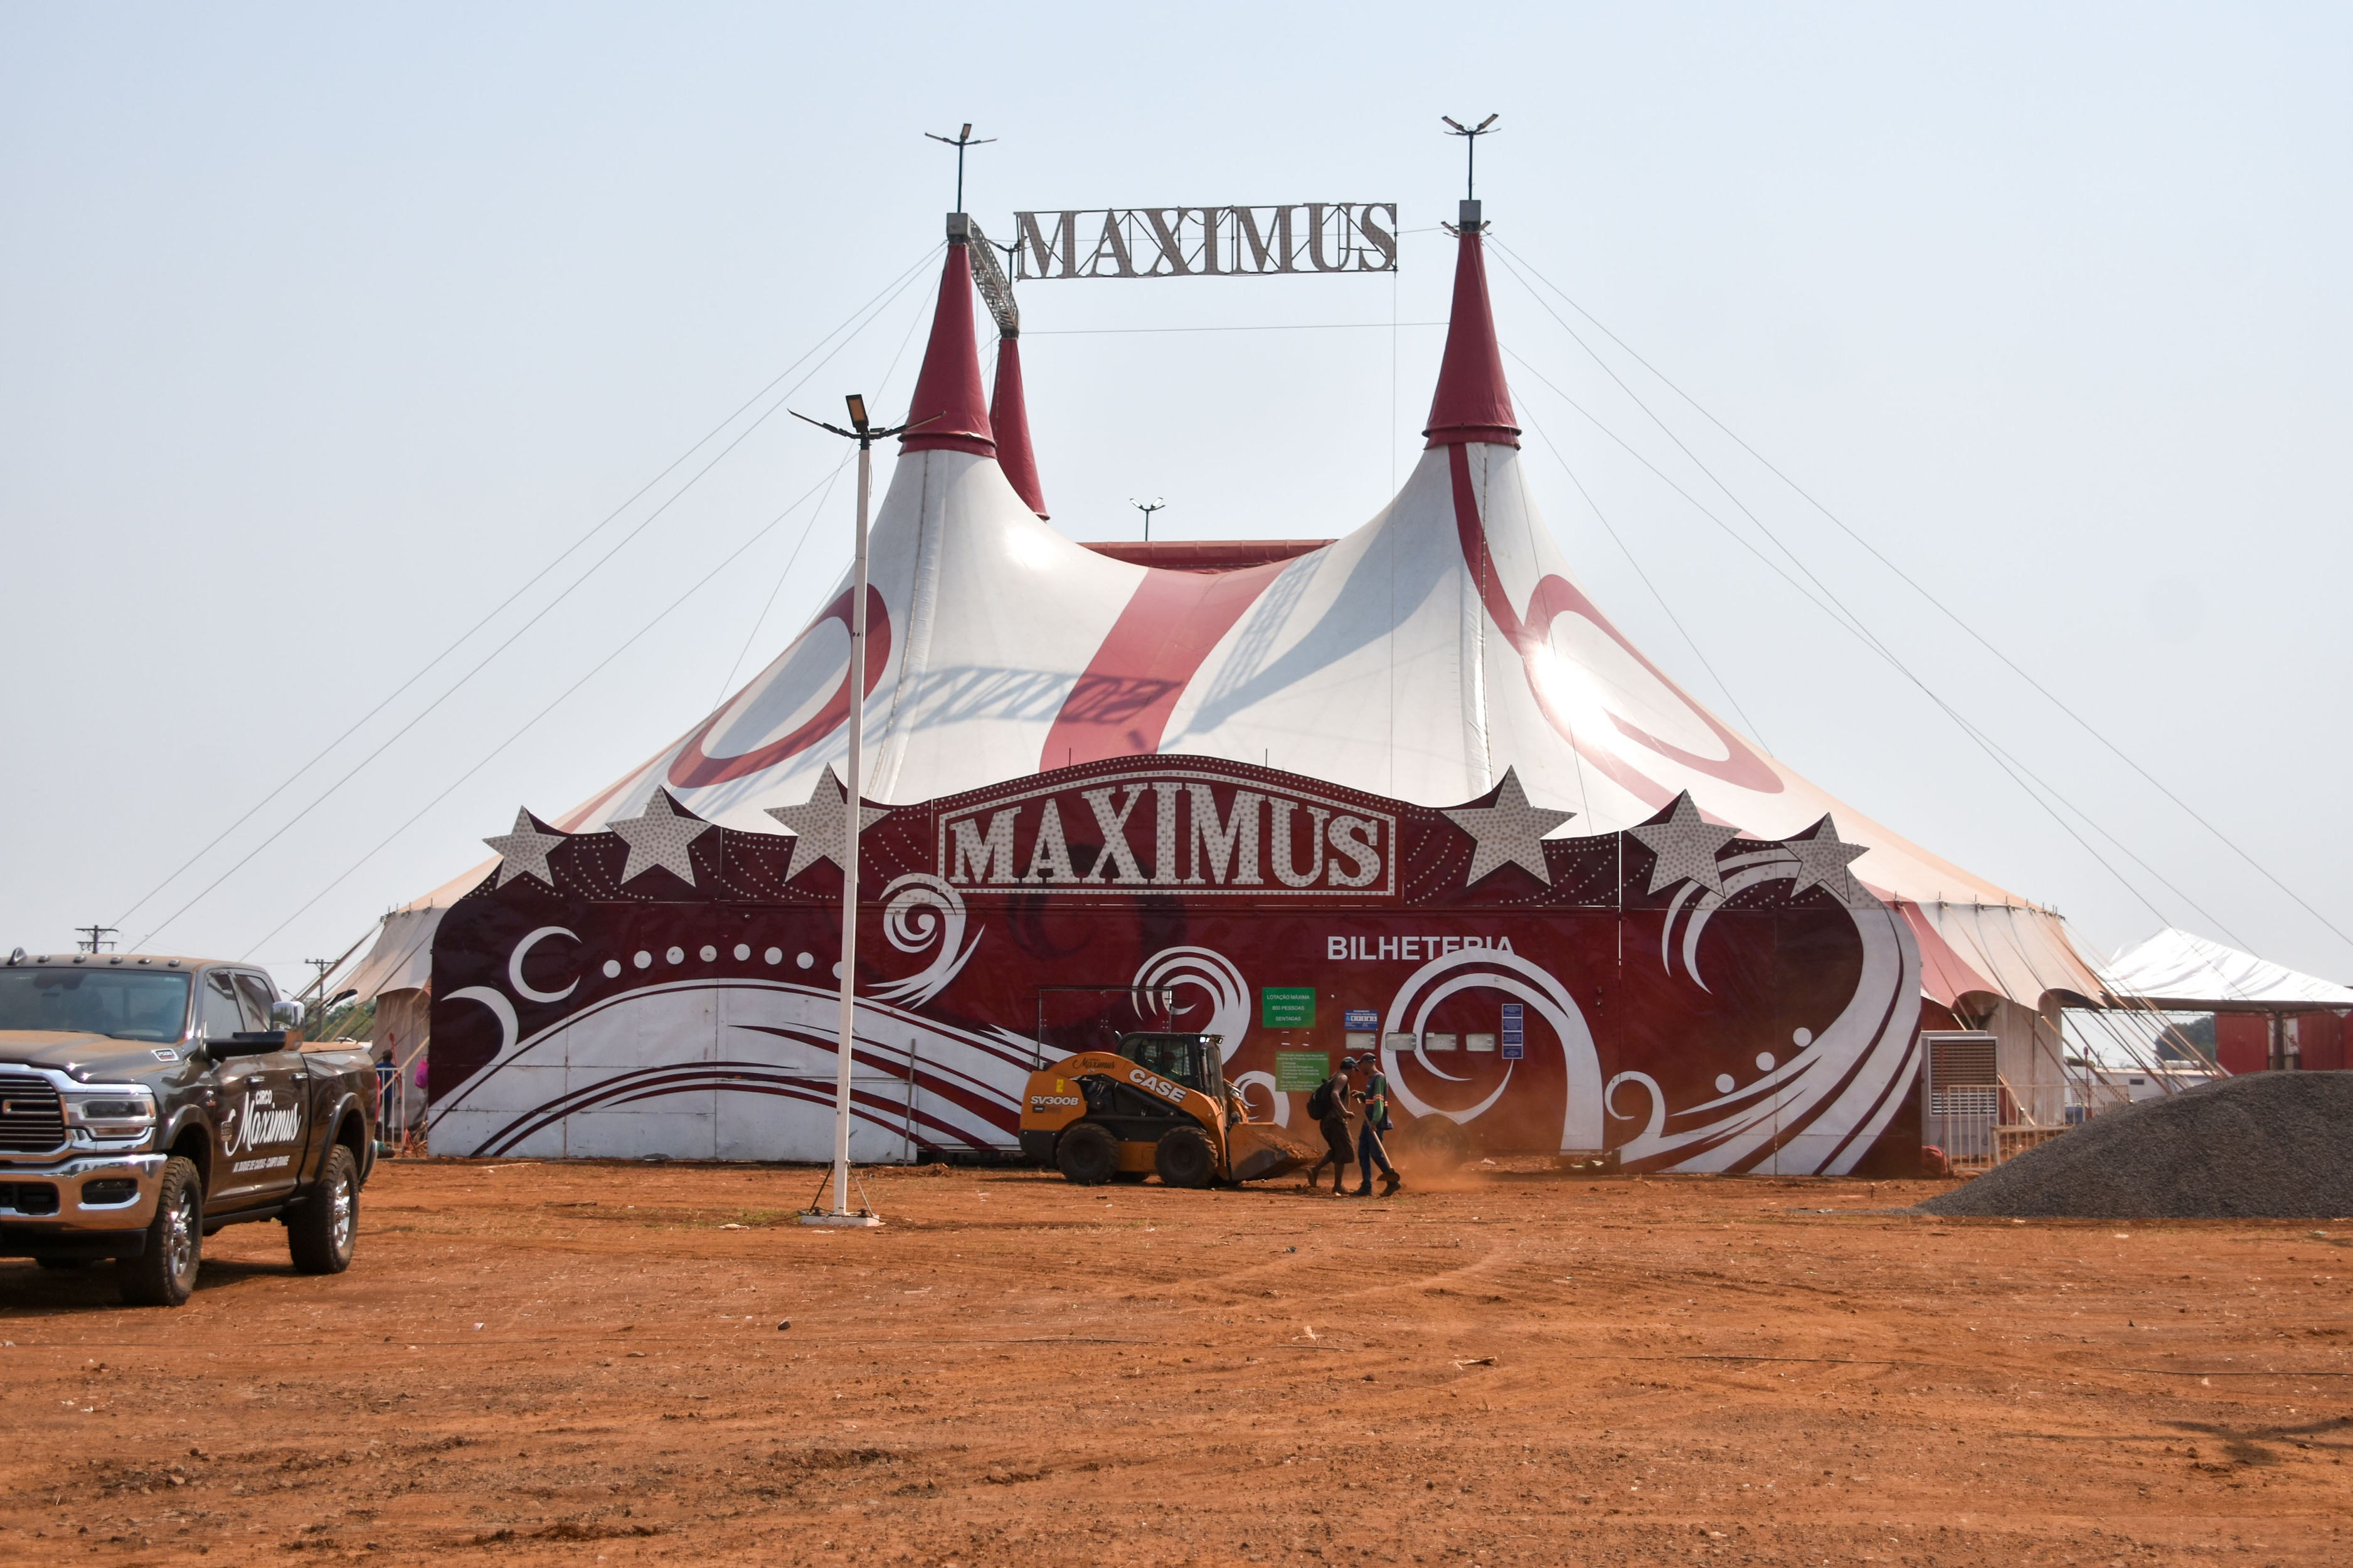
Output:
[{"xmin": 1918, "ymin": 1071, "xmax": 2353, "ymax": 1219}]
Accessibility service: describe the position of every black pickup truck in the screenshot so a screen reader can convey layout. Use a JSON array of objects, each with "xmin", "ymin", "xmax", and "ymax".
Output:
[{"xmin": 0, "ymin": 949, "xmax": 377, "ymax": 1306}]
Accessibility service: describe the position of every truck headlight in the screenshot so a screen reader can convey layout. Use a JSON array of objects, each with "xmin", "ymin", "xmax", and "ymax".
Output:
[{"xmin": 63, "ymin": 1086, "xmax": 157, "ymax": 1139}]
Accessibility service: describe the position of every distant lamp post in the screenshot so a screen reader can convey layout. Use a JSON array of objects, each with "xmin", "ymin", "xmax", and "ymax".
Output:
[
  {"xmin": 1131, "ymin": 497, "xmax": 1166, "ymax": 542},
  {"xmin": 785, "ymin": 393, "xmax": 937, "ymax": 1229}
]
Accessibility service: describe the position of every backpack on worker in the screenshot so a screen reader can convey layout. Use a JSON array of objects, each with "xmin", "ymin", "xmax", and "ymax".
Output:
[{"xmin": 1305, "ymin": 1074, "xmax": 1340, "ymax": 1122}]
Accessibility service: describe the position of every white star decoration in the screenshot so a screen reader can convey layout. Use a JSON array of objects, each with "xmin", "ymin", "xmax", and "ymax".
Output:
[
  {"xmin": 763, "ymin": 767, "xmax": 889, "ymax": 882},
  {"xmin": 606, "ymin": 790, "xmax": 716, "ymax": 887},
  {"xmin": 483, "ymin": 808, "xmax": 567, "ymax": 889},
  {"xmin": 1627, "ymin": 792, "xmax": 1741, "ymax": 898},
  {"xmin": 1442, "ymin": 766, "xmax": 1575, "ymax": 887},
  {"xmin": 1782, "ymin": 817, "xmax": 1873, "ymax": 906}
]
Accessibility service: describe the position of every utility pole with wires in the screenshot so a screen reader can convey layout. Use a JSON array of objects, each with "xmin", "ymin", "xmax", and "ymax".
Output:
[
  {"xmin": 923, "ymin": 123, "xmax": 994, "ymax": 214},
  {"xmin": 75, "ymin": 924, "xmax": 118, "ymax": 954},
  {"xmin": 1442, "ymin": 113, "xmax": 1500, "ymax": 229},
  {"xmin": 785, "ymin": 394, "xmax": 937, "ymax": 1229},
  {"xmin": 1131, "ymin": 497, "xmax": 1166, "ymax": 541}
]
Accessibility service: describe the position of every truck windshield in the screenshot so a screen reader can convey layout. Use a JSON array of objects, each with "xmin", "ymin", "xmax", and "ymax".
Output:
[{"xmin": 0, "ymin": 969, "xmax": 191, "ymax": 1042}]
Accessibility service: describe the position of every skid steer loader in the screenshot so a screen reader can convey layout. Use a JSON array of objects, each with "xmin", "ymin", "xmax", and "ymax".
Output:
[{"xmin": 1016, "ymin": 1032, "xmax": 1321, "ymax": 1188}]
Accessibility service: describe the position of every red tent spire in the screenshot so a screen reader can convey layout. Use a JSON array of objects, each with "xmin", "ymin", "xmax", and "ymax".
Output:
[
  {"xmin": 989, "ymin": 335, "xmax": 1048, "ymax": 518},
  {"xmin": 1421, "ymin": 219, "xmax": 1521, "ymax": 449},
  {"xmin": 900, "ymin": 241, "xmax": 996, "ymax": 458}
]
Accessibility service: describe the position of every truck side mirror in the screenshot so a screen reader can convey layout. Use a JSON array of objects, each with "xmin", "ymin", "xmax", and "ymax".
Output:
[{"xmin": 270, "ymin": 999, "xmax": 306, "ymax": 1030}]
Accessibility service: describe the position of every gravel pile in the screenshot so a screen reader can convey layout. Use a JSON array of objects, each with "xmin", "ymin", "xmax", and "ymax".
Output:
[{"xmin": 1918, "ymin": 1071, "xmax": 2353, "ymax": 1220}]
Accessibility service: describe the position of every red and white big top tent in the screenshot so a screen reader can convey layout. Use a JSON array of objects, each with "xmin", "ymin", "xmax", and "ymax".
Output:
[{"xmin": 351, "ymin": 197, "xmax": 2104, "ymax": 1168}]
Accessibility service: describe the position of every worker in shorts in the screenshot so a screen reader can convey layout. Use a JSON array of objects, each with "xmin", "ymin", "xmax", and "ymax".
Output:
[
  {"xmin": 1302, "ymin": 1056, "xmax": 1359, "ymax": 1195},
  {"xmin": 1353, "ymin": 1054, "xmax": 1403, "ymax": 1197}
]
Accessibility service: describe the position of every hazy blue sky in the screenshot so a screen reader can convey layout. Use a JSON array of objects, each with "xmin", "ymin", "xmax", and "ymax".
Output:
[{"xmin": 3, "ymin": 3, "xmax": 2346, "ymax": 992}]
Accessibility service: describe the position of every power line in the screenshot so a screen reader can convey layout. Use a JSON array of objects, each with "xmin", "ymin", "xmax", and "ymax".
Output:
[
  {"xmin": 1502, "ymin": 344, "xmax": 2243, "ymax": 941},
  {"xmin": 134, "ymin": 250, "xmax": 942, "ymax": 949},
  {"xmin": 239, "ymin": 453, "xmax": 859, "ymax": 961},
  {"xmin": 114, "ymin": 245, "xmax": 943, "ymax": 938},
  {"xmin": 1492, "ymin": 238, "xmax": 2349, "ymax": 958}
]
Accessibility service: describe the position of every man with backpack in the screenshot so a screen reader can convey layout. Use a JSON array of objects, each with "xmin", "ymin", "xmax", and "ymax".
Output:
[{"xmin": 1302, "ymin": 1056, "xmax": 1358, "ymax": 1195}]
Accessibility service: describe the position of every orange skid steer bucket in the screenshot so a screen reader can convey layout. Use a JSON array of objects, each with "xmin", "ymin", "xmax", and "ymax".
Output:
[{"xmin": 1227, "ymin": 1121, "xmax": 1322, "ymax": 1183}]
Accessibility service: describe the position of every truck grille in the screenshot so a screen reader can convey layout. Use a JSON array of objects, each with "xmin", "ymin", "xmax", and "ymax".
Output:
[{"xmin": 0, "ymin": 1073, "xmax": 67, "ymax": 1153}]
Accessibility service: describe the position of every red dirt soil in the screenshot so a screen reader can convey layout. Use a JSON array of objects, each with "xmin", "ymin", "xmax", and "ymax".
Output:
[{"xmin": 3, "ymin": 1158, "xmax": 2348, "ymax": 1566}]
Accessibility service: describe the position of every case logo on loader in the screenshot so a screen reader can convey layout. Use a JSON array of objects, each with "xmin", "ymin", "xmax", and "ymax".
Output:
[{"xmin": 1128, "ymin": 1069, "xmax": 1186, "ymax": 1104}]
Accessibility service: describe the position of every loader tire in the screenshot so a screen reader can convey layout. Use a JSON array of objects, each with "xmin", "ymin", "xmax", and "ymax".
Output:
[
  {"xmin": 1154, "ymin": 1126, "xmax": 1216, "ymax": 1189},
  {"xmin": 1056, "ymin": 1123, "xmax": 1121, "ymax": 1186}
]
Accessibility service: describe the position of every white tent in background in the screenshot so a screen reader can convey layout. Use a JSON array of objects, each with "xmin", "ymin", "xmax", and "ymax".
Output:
[
  {"xmin": 353, "ymin": 200, "xmax": 2107, "ymax": 1091},
  {"xmin": 2102, "ymin": 927, "xmax": 2353, "ymax": 1011}
]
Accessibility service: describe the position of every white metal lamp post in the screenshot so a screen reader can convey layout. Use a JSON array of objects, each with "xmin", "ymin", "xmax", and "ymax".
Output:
[{"xmin": 789, "ymin": 393, "xmax": 931, "ymax": 1227}]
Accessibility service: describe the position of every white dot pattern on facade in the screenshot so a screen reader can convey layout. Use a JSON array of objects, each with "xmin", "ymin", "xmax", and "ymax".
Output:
[
  {"xmin": 733, "ymin": 944, "xmax": 750, "ymax": 961},
  {"xmin": 765, "ymin": 948, "xmax": 783, "ymax": 965},
  {"xmin": 602, "ymin": 960, "xmax": 621, "ymax": 978},
  {"xmin": 700, "ymin": 945, "xmax": 718, "ymax": 961},
  {"xmin": 666, "ymin": 946, "xmax": 684, "ymax": 965},
  {"xmin": 797, "ymin": 952, "xmax": 814, "ymax": 970},
  {"xmin": 1715, "ymin": 1074, "xmax": 1736, "ymax": 1093},
  {"xmin": 1756, "ymin": 1052, "xmax": 1777, "ymax": 1071},
  {"xmin": 633, "ymin": 951, "xmax": 652, "ymax": 970}
]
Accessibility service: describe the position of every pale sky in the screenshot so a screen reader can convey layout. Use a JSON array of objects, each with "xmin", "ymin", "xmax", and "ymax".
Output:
[{"xmin": 3, "ymin": 3, "xmax": 2347, "ymax": 992}]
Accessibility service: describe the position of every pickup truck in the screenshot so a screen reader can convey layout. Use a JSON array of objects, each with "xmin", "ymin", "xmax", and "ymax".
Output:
[{"xmin": 0, "ymin": 948, "xmax": 377, "ymax": 1306}]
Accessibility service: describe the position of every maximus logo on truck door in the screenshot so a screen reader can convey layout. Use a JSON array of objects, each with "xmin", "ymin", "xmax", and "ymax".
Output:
[{"xmin": 221, "ymin": 1088, "xmax": 305, "ymax": 1172}]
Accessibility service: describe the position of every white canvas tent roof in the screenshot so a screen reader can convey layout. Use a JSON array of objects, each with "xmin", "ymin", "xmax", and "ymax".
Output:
[
  {"xmin": 2101, "ymin": 927, "xmax": 2353, "ymax": 1012},
  {"xmin": 353, "ymin": 213, "xmax": 2104, "ymax": 1013}
]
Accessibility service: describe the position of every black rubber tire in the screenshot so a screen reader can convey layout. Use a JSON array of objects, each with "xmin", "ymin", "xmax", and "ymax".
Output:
[
  {"xmin": 35, "ymin": 1256, "xmax": 93, "ymax": 1271},
  {"xmin": 1154, "ymin": 1126, "xmax": 1217, "ymax": 1189},
  {"xmin": 1055, "ymin": 1123, "xmax": 1121, "ymax": 1186},
  {"xmin": 288, "ymin": 1144, "xmax": 359, "ymax": 1275},
  {"xmin": 115, "ymin": 1156, "xmax": 202, "ymax": 1308}
]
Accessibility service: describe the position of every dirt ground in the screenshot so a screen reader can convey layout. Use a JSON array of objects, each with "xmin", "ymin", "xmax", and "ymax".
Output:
[{"xmin": 3, "ymin": 1157, "xmax": 2349, "ymax": 1567}]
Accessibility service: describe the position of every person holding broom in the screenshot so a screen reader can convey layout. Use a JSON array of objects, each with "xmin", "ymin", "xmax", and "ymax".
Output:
[{"xmin": 1352, "ymin": 1052, "xmax": 1403, "ymax": 1197}]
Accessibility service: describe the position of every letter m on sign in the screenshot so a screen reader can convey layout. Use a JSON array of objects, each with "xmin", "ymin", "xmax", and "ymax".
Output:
[
  {"xmin": 1014, "ymin": 212, "xmax": 1080, "ymax": 280},
  {"xmin": 948, "ymin": 808, "xmax": 1021, "ymax": 883}
]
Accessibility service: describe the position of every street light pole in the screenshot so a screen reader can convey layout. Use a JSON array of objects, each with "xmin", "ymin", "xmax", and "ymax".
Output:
[{"xmin": 788, "ymin": 394, "xmax": 933, "ymax": 1228}]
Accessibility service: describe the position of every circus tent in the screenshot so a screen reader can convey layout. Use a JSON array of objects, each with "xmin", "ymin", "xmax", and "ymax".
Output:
[{"xmin": 352, "ymin": 199, "xmax": 2104, "ymax": 1067}]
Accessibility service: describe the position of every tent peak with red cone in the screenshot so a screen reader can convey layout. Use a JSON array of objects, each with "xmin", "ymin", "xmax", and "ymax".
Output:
[
  {"xmin": 900, "ymin": 233, "xmax": 996, "ymax": 458},
  {"xmin": 990, "ymin": 335, "xmax": 1048, "ymax": 518},
  {"xmin": 1421, "ymin": 200, "xmax": 1521, "ymax": 450}
]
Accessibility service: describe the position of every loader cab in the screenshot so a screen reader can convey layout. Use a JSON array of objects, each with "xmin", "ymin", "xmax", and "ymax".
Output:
[{"xmin": 1116, "ymin": 1032, "xmax": 1223, "ymax": 1099}]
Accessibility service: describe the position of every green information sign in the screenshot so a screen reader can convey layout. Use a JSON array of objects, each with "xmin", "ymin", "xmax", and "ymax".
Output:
[
  {"xmin": 1274, "ymin": 1051, "xmax": 1331, "ymax": 1092},
  {"xmin": 1260, "ymin": 987, "xmax": 1316, "ymax": 1028}
]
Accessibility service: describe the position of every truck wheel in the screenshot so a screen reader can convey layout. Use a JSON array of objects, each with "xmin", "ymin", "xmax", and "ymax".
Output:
[
  {"xmin": 1154, "ymin": 1126, "xmax": 1216, "ymax": 1189},
  {"xmin": 288, "ymin": 1145, "xmax": 359, "ymax": 1274},
  {"xmin": 1054, "ymin": 1123, "xmax": 1120, "ymax": 1185},
  {"xmin": 115, "ymin": 1157, "xmax": 202, "ymax": 1307}
]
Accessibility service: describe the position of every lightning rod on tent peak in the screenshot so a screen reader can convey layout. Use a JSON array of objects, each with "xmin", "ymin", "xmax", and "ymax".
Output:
[
  {"xmin": 924, "ymin": 122, "xmax": 996, "ymax": 218},
  {"xmin": 1441, "ymin": 114, "xmax": 1500, "ymax": 231}
]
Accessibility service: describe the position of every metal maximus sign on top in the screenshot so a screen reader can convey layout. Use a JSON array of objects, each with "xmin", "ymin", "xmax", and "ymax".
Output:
[{"xmin": 1008, "ymin": 204, "xmax": 1398, "ymax": 280}]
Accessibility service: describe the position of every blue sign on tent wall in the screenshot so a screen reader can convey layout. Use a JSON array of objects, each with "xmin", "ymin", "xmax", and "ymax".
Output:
[{"xmin": 1501, "ymin": 1002, "xmax": 1525, "ymax": 1061}]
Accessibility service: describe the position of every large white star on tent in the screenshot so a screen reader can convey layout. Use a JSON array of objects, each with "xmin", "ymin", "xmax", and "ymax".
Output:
[
  {"xmin": 483, "ymin": 808, "xmax": 568, "ymax": 890},
  {"xmin": 1783, "ymin": 817, "xmax": 1873, "ymax": 906},
  {"xmin": 607, "ymin": 790, "xmax": 716, "ymax": 887},
  {"xmin": 763, "ymin": 767, "xmax": 889, "ymax": 882},
  {"xmin": 1627, "ymin": 792, "xmax": 1741, "ymax": 898},
  {"xmin": 1442, "ymin": 766, "xmax": 1575, "ymax": 888}
]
